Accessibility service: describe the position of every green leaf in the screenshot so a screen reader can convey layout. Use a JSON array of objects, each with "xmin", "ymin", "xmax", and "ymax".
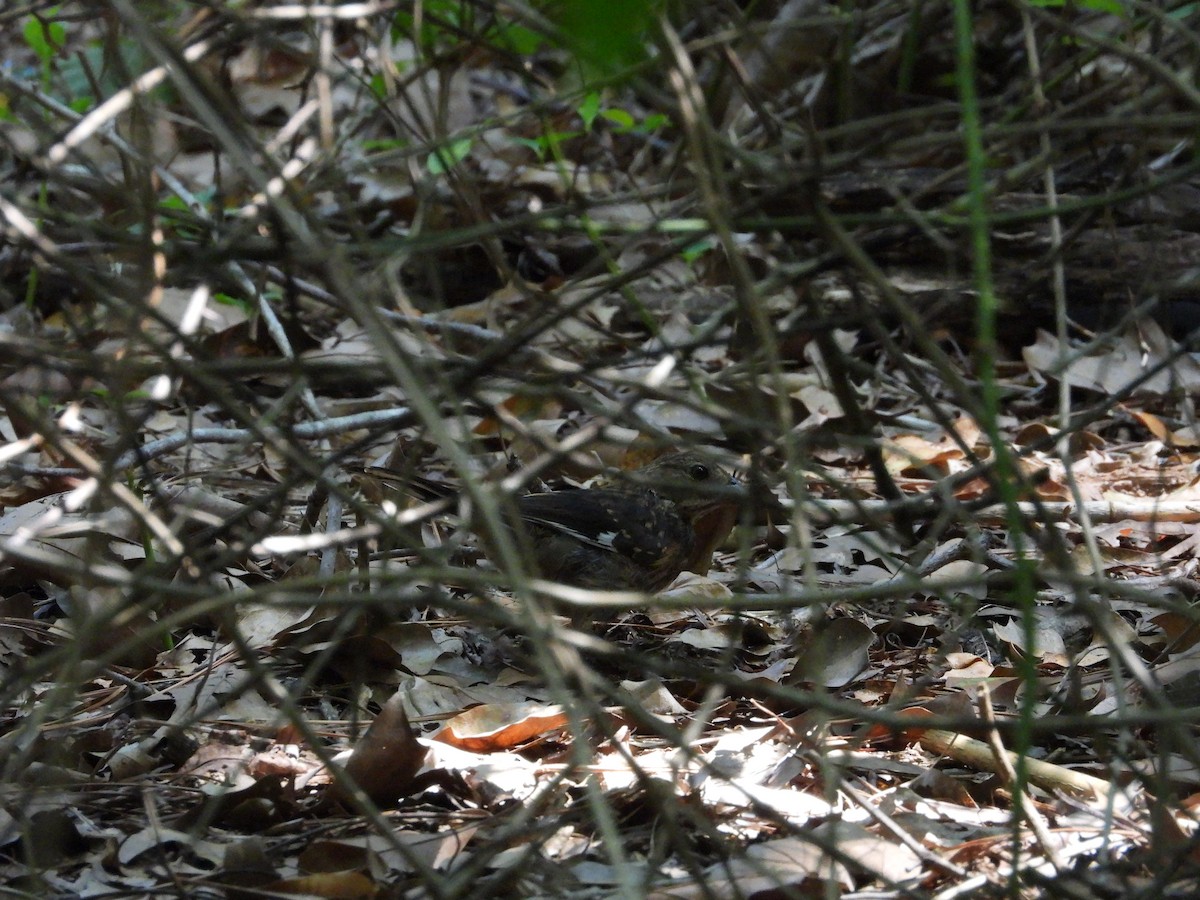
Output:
[
  {"xmin": 639, "ymin": 113, "xmax": 668, "ymax": 132},
  {"xmin": 600, "ymin": 107, "xmax": 636, "ymax": 132},
  {"xmin": 680, "ymin": 235, "xmax": 718, "ymax": 264},
  {"xmin": 23, "ymin": 14, "xmax": 65, "ymax": 61},
  {"xmin": 425, "ymin": 137, "xmax": 473, "ymax": 175},
  {"xmin": 493, "ymin": 22, "xmax": 544, "ymax": 56},
  {"xmin": 513, "ymin": 130, "xmax": 581, "ymax": 161},
  {"xmin": 578, "ymin": 92, "xmax": 602, "ymax": 130},
  {"xmin": 214, "ymin": 293, "xmax": 256, "ymax": 315},
  {"xmin": 555, "ymin": 0, "xmax": 662, "ymax": 79},
  {"xmin": 159, "ymin": 196, "xmax": 189, "ymax": 212},
  {"xmin": 511, "ymin": 136, "xmax": 549, "ymax": 160}
]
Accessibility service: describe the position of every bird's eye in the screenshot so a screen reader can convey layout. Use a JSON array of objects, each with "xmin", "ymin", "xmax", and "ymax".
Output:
[{"xmin": 687, "ymin": 463, "xmax": 710, "ymax": 481}]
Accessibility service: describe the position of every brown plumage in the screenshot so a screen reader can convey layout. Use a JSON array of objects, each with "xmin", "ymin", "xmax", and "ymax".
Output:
[{"xmin": 365, "ymin": 451, "xmax": 741, "ymax": 592}]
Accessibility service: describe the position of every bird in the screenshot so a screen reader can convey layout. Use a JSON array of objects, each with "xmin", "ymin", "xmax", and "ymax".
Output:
[{"xmin": 362, "ymin": 451, "xmax": 741, "ymax": 593}]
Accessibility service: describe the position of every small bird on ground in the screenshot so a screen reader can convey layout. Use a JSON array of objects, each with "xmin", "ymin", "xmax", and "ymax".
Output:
[{"xmin": 363, "ymin": 451, "xmax": 741, "ymax": 592}]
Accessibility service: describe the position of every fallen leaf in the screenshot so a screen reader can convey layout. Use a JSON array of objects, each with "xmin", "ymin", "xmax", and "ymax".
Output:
[
  {"xmin": 332, "ymin": 692, "xmax": 428, "ymax": 807},
  {"xmin": 434, "ymin": 702, "xmax": 571, "ymax": 752}
]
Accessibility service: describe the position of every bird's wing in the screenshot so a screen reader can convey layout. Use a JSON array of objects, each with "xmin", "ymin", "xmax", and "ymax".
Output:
[{"xmin": 517, "ymin": 489, "xmax": 686, "ymax": 566}]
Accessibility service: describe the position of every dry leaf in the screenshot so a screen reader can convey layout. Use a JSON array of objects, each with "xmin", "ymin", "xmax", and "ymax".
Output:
[{"xmin": 332, "ymin": 692, "xmax": 428, "ymax": 807}]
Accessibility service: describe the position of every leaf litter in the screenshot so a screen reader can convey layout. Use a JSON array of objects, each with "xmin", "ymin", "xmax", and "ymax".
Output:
[{"xmin": 3, "ymin": 3, "xmax": 1200, "ymax": 897}]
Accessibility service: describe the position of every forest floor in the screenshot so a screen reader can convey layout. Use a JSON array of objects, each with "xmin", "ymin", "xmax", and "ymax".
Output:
[{"xmin": 2, "ymin": 2, "xmax": 1200, "ymax": 897}]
